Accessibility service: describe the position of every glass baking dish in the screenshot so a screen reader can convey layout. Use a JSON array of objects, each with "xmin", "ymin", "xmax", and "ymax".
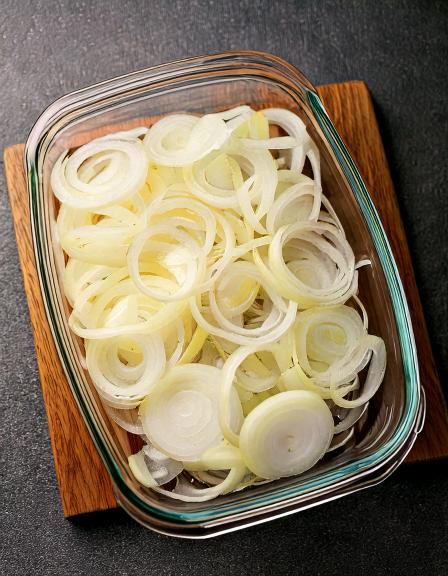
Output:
[{"xmin": 25, "ymin": 50, "xmax": 424, "ymax": 538}]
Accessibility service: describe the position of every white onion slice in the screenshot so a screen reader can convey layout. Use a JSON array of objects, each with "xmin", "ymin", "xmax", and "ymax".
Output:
[
  {"xmin": 333, "ymin": 402, "xmax": 368, "ymax": 434},
  {"xmin": 128, "ymin": 196, "xmax": 219, "ymax": 301},
  {"xmin": 85, "ymin": 333, "xmax": 166, "ymax": 408},
  {"xmin": 128, "ymin": 442, "xmax": 183, "ymax": 488},
  {"xmin": 266, "ymin": 178, "xmax": 315, "ymax": 234},
  {"xmin": 57, "ymin": 194, "xmax": 147, "ymax": 267},
  {"xmin": 239, "ymin": 136, "xmax": 298, "ymax": 149},
  {"xmin": 69, "ymin": 276, "xmax": 188, "ymax": 339},
  {"xmin": 144, "ymin": 113, "xmax": 230, "ymax": 167},
  {"xmin": 51, "ymin": 136, "xmax": 148, "ymax": 210},
  {"xmin": 232, "ymin": 146, "xmax": 278, "ymax": 234},
  {"xmin": 52, "ymin": 106, "xmax": 387, "ymax": 501},
  {"xmin": 139, "ymin": 364, "xmax": 242, "ymax": 461},
  {"xmin": 191, "ymin": 260, "xmax": 297, "ymax": 346},
  {"xmin": 296, "ymin": 306, "xmax": 365, "ymax": 367},
  {"xmin": 239, "ymin": 390, "xmax": 334, "ymax": 479},
  {"xmin": 104, "ymin": 405, "xmax": 145, "ymax": 435},
  {"xmin": 63, "ymin": 259, "xmax": 115, "ymax": 307},
  {"xmin": 294, "ymin": 304, "xmax": 367, "ymax": 387},
  {"xmin": 151, "ymin": 444, "xmax": 246, "ymax": 502},
  {"xmin": 327, "ymin": 428, "xmax": 354, "ymax": 452},
  {"xmin": 263, "ymin": 108, "xmax": 308, "ymax": 171},
  {"xmin": 263, "ymin": 108, "xmax": 322, "ymax": 219},
  {"xmin": 214, "ymin": 105, "xmax": 253, "ymax": 122},
  {"xmin": 128, "ymin": 222, "xmax": 206, "ymax": 302},
  {"xmin": 220, "ymin": 343, "xmax": 282, "ymax": 445},
  {"xmin": 96, "ymin": 126, "xmax": 149, "ymax": 141},
  {"xmin": 330, "ymin": 335, "xmax": 386, "ymax": 408},
  {"xmin": 255, "ymin": 221, "xmax": 357, "ymax": 308},
  {"xmin": 183, "ymin": 151, "xmax": 244, "ymax": 209}
]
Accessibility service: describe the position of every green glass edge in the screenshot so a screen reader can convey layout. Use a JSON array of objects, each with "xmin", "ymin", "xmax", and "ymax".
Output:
[{"xmin": 29, "ymin": 88, "xmax": 420, "ymax": 525}]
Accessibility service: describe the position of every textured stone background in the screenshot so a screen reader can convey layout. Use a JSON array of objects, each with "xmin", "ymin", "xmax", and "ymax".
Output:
[{"xmin": 1, "ymin": 1, "xmax": 447, "ymax": 574}]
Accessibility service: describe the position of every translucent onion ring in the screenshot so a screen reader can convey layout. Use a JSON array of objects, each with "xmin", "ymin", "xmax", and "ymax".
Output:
[
  {"xmin": 220, "ymin": 343, "xmax": 283, "ymax": 445},
  {"xmin": 51, "ymin": 135, "xmax": 148, "ymax": 210},
  {"xmin": 239, "ymin": 390, "xmax": 334, "ymax": 479},
  {"xmin": 254, "ymin": 221, "xmax": 357, "ymax": 308},
  {"xmin": 50, "ymin": 106, "xmax": 387, "ymax": 502},
  {"xmin": 293, "ymin": 304, "xmax": 367, "ymax": 387},
  {"xmin": 143, "ymin": 113, "xmax": 230, "ymax": 167},
  {"xmin": 190, "ymin": 260, "xmax": 298, "ymax": 346},
  {"xmin": 85, "ymin": 333, "xmax": 166, "ymax": 408},
  {"xmin": 139, "ymin": 364, "xmax": 242, "ymax": 461}
]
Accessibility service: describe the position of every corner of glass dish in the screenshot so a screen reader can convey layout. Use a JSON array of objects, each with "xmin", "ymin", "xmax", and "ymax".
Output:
[{"xmin": 24, "ymin": 51, "xmax": 423, "ymax": 535}]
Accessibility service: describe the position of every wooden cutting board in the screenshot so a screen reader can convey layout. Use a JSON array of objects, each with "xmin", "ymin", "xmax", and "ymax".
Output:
[{"xmin": 4, "ymin": 81, "xmax": 448, "ymax": 518}]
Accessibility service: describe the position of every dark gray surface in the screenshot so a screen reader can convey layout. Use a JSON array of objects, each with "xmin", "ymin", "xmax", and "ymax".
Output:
[{"xmin": 1, "ymin": 1, "xmax": 447, "ymax": 574}]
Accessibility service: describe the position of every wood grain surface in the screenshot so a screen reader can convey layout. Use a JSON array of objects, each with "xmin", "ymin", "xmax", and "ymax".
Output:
[
  {"xmin": 4, "ymin": 81, "xmax": 448, "ymax": 517},
  {"xmin": 317, "ymin": 81, "xmax": 448, "ymax": 463},
  {"xmin": 4, "ymin": 147, "xmax": 117, "ymax": 516}
]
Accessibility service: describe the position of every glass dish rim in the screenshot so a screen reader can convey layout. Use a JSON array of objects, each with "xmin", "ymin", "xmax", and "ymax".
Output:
[{"xmin": 25, "ymin": 49, "xmax": 422, "ymax": 527}]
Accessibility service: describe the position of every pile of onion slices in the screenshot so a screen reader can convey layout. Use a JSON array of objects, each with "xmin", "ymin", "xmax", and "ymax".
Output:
[{"xmin": 53, "ymin": 105, "xmax": 386, "ymax": 502}]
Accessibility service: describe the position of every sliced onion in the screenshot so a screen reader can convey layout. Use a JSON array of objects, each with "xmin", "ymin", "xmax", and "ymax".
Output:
[
  {"xmin": 293, "ymin": 305, "xmax": 367, "ymax": 387},
  {"xmin": 128, "ymin": 222, "xmax": 206, "ymax": 301},
  {"xmin": 239, "ymin": 136, "xmax": 298, "ymax": 149},
  {"xmin": 128, "ymin": 195, "xmax": 220, "ymax": 301},
  {"xmin": 183, "ymin": 151, "xmax": 244, "ymax": 209},
  {"xmin": 145, "ymin": 193, "xmax": 217, "ymax": 256},
  {"xmin": 162, "ymin": 318, "xmax": 184, "ymax": 367},
  {"xmin": 63, "ymin": 259, "xmax": 115, "ymax": 307},
  {"xmin": 184, "ymin": 142, "xmax": 278, "ymax": 233},
  {"xmin": 104, "ymin": 405, "xmax": 144, "ymax": 435},
  {"xmin": 52, "ymin": 106, "xmax": 387, "ymax": 501},
  {"xmin": 214, "ymin": 105, "xmax": 253, "ymax": 122},
  {"xmin": 239, "ymin": 390, "xmax": 334, "ymax": 479},
  {"xmin": 69, "ymin": 276, "xmax": 188, "ymax": 339},
  {"xmin": 51, "ymin": 135, "xmax": 148, "ymax": 210},
  {"xmin": 191, "ymin": 260, "xmax": 297, "ymax": 346},
  {"xmin": 128, "ymin": 442, "xmax": 183, "ymax": 488},
  {"xmin": 139, "ymin": 364, "xmax": 242, "ymax": 461},
  {"xmin": 61, "ymin": 225, "xmax": 136, "ymax": 268},
  {"xmin": 255, "ymin": 221, "xmax": 357, "ymax": 308},
  {"xmin": 263, "ymin": 108, "xmax": 308, "ymax": 171},
  {"xmin": 220, "ymin": 343, "xmax": 282, "ymax": 445},
  {"xmin": 263, "ymin": 108, "xmax": 322, "ymax": 219},
  {"xmin": 144, "ymin": 113, "xmax": 230, "ymax": 167},
  {"xmin": 333, "ymin": 402, "xmax": 368, "ymax": 434},
  {"xmin": 327, "ymin": 428, "xmax": 354, "ymax": 452},
  {"xmin": 85, "ymin": 333, "xmax": 166, "ymax": 408},
  {"xmin": 266, "ymin": 178, "xmax": 315, "ymax": 234},
  {"xmin": 330, "ymin": 335, "xmax": 386, "ymax": 408},
  {"xmin": 178, "ymin": 326, "xmax": 208, "ymax": 364},
  {"xmin": 151, "ymin": 444, "xmax": 246, "ymax": 502},
  {"xmin": 96, "ymin": 126, "xmax": 149, "ymax": 141},
  {"xmin": 232, "ymin": 145, "xmax": 278, "ymax": 234}
]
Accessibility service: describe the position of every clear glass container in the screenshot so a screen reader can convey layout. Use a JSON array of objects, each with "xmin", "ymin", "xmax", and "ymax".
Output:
[{"xmin": 25, "ymin": 51, "xmax": 424, "ymax": 538}]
